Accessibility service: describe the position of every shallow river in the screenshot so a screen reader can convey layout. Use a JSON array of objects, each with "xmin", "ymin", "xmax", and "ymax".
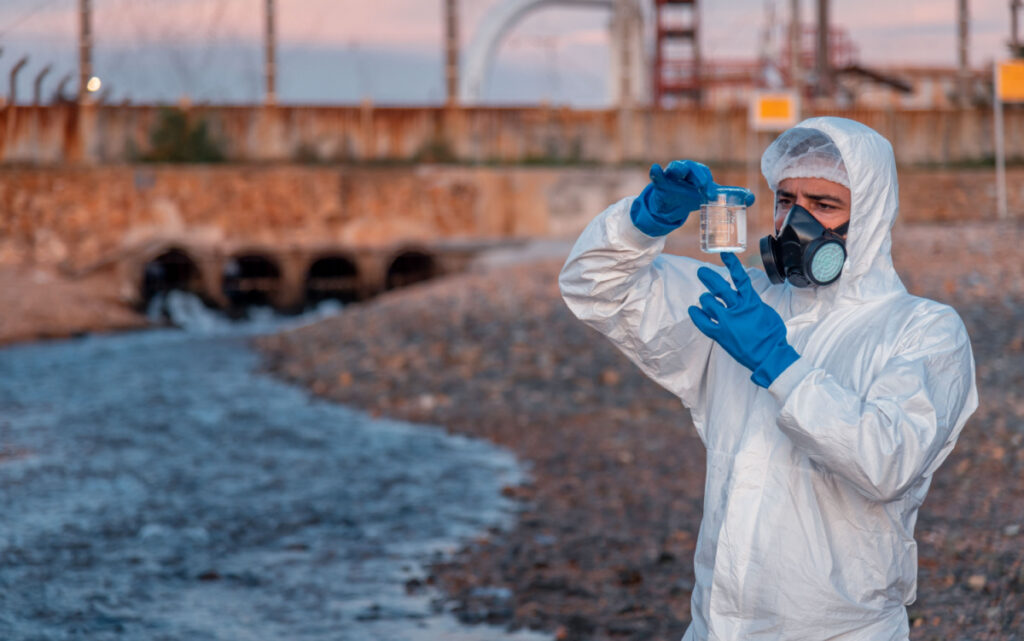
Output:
[{"xmin": 0, "ymin": 299, "xmax": 546, "ymax": 641}]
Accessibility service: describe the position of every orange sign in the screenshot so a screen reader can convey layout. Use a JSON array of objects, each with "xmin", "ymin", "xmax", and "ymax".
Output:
[
  {"xmin": 750, "ymin": 91, "xmax": 800, "ymax": 131},
  {"xmin": 998, "ymin": 60, "xmax": 1024, "ymax": 102}
]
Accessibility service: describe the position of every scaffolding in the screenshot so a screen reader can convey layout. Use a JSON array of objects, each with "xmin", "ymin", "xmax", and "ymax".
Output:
[{"xmin": 653, "ymin": 0, "xmax": 701, "ymax": 106}]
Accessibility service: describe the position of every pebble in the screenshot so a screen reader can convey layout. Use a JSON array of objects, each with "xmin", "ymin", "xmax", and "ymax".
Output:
[
  {"xmin": 533, "ymin": 534, "xmax": 557, "ymax": 546},
  {"xmin": 468, "ymin": 586, "xmax": 513, "ymax": 601}
]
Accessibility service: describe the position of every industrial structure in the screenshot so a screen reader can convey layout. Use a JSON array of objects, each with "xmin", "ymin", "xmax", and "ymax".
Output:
[
  {"xmin": 458, "ymin": 0, "xmax": 646, "ymax": 107},
  {"xmin": 449, "ymin": 0, "xmax": 986, "ymax": 109},
  {"xmin": 652, "ymin": 0, "xmax": 701, "ymax": 105},
  {"xmin": 455, "ymin": 0, "xmax": 829, "ymax": 107}
]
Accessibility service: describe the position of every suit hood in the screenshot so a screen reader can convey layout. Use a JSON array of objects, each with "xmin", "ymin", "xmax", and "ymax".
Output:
[{"xmin": 760, "ymin": 117, "xmax": 906, "ymax": 317}]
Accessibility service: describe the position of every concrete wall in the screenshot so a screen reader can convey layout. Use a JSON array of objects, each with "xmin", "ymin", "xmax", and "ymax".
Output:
[
  {"xmin": 3, "ymin": 104, "xmax": 1023, "ymax": 166},
  {"xmin": 0, "ymin": 165, "xmax": 644, "ymax": 273},
  {"xmin": 2, "ymin": 164, "xmax": 1020, "ymax": 276}
]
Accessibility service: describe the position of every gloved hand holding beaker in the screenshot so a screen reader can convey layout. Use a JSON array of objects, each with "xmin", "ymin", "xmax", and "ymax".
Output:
[{"xmin": 630, "ymin": 160, "xmax": 755, "ymax": 237}]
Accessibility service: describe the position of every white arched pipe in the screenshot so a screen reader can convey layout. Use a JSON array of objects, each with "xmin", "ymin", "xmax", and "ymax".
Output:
[{"xmin": 459, "ymin": 0, "xmax": 614, "ymax": 103}]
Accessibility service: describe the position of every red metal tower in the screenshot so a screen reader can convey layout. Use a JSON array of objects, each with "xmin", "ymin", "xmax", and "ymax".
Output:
[{"xmin": 653, "ymin": 0, "xmax": 702, "ymax": 107}]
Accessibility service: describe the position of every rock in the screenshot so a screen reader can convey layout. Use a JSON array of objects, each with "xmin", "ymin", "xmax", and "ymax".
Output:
[
  {"xmin": 454, "ymin": 596, "xmax": 513, "ymax": 624},
  {"xmin": 468, "ymin": 585, "xmax": 513, "ymax": 601},
  {"xmin": 417, "ymin": 393, "xmax": 437, "ymax": 410},
  {"xmin": 656, "ymin": 550, "xmax": 676, "ymax": 564},
  {"xmin": 670, "ymin": 578, "xmax": 695, "ymax": 595},
  {"xmin": 138, "ymin": 523, "xmax": 171, "ymax": 543},
  {"xmin": 617, "ymin": 567, "xmax": 643, "ymax": 586},
  {"xmin": 405, "ymin": 577, "xmax": 425, "ymax": 594},
  {"xmin": 600, "ymin": 369, "xmax": 621, "ymax": 386},
  {"xmin": 533, "ymin": 533, "xmax": 557, "ymax": 546}
]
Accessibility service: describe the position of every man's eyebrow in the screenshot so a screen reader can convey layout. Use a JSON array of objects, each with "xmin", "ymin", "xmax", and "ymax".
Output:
[
  {"xmin": 776, "ymin": 189, "xmax": 796, "ymax": 199},
  {"xmin": 805, "ymin": 193, "xmax": 847, "ymax": 205}
]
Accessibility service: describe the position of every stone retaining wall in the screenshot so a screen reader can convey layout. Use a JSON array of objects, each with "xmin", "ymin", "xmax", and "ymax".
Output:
[{"xmin": 1, "ymin": 165, "xmax": 1019, "ymax": 273}]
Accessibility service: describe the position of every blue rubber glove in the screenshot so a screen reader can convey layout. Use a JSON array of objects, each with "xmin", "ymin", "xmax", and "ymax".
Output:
[
  {"xmin": 630, "ymin": 161, "xmax": 756, "ymax": 237},
  {"xmin": 687, "ymin": 252, "xmax": 799, "ymax": 388},
  {"xmin": 630, "ymin": 160, "xmax": 715, "ymax": 236}
]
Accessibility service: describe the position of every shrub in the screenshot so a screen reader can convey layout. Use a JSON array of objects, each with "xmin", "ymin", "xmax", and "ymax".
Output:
[{"xmin": 143, "ymin": 108, "xmax": 225, "ymax": 163}]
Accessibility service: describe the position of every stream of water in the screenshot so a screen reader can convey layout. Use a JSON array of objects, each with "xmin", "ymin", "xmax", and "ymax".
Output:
[{"xmin": 0, "ymin": 295, "xmax": 546, "ymax": 641}]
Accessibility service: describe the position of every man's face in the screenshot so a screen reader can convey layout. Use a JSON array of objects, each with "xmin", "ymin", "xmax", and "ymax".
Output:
[{"xmin": 774, "ymin": 177, "xmax": 852, "ymax": 235}]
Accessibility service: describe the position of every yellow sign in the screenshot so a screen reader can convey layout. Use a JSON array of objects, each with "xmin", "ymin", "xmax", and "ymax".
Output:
[
  {"xmin": 998, "ymin": 60, "xmax": 1024, "ymax": 102},
  {"xmin": 750, "ymin": 91, "xmax": 800, "ymax": 131}
]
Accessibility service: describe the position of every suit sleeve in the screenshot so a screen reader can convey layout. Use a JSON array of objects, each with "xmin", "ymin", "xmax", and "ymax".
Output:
[
  {"xmin": 558, "ymin": 197, "xmax": 717, "ymax": 411},
  {"xmin": 766, "ymin": 309, "xmax": 979, "ymax": 502}
]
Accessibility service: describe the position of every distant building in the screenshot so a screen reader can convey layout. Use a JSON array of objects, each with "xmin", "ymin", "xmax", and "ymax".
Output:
[
  {"xmin": 833, "ymin": 65, "xmax": 991, "ymax": 109},
  {"xmin": 694, "ymin": 63, "xmax": 992, "ymax": 110}
]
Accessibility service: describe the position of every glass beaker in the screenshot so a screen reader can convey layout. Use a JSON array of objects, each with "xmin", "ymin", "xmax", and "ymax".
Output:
[{"xmin": 700, "ymin": 186, "xmax": 748, "ymax": 253}]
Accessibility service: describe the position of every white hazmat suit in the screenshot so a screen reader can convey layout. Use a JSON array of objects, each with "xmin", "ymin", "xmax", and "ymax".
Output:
[{"xmin": 558, "ymin": 117, "xmax": 978, "ymax": 640}]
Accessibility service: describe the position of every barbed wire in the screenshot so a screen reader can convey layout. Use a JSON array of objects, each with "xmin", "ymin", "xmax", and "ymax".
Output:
[{"xmin": 0, "ymin": 0, "xmax": 70, "ymax": 40}]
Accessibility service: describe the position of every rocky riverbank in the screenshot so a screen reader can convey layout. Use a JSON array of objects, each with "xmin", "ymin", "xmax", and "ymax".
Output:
[{"xmin": 256, "ymin": 220, "xmax": 1024, "ymax": 641}]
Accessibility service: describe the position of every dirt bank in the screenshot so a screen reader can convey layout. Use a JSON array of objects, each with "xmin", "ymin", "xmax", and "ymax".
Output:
[
  {"xmin": 0, "ymin": 266, "xmax": 147, "ymax": 347},
  {"xmin": 255, "ymin": 220, "xmax": 1024, "ymax": 641}
]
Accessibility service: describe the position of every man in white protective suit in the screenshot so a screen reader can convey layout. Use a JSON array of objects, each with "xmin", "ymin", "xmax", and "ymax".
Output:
[{"xmin": 558, "ymin": 117, "xmax": 978, "ymax": 640}]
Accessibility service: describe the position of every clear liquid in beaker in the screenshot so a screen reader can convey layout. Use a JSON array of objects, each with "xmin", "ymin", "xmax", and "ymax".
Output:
[{"xmin": 700, "ymin": 200, "xmax": 747, "ymax": 253}]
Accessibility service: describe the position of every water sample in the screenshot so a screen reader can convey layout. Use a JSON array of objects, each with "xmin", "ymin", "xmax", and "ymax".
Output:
[{"xmin": 700, "ymin": 186, "xmax": 748, "ymax": 253}]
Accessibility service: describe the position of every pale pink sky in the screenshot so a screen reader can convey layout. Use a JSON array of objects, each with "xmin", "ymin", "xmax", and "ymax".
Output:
[
  {"xmin": 3, "ymin": 0, "xmax": 1012, "ymax": 63},
  {"xmin": 0, "ymin": 0, "xmax": 1014, "ymax": 104}
]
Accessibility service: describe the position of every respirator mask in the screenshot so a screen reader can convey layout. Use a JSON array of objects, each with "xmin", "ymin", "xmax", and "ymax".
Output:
[
  {"xmin": 760, "ymin": 205, "xmax": 847, "ymax": 288},
  {"xmin": 759, "ymin": 126, "xmax": 851, "ymax": 288}
]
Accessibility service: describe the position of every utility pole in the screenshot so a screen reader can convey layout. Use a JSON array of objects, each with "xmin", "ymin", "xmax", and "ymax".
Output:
[
  {"xmin": 957, "ymin": 0, "xmax": 970, "ymax": 106},
  {"xmin": 78, "ymin": 0, "xmax": 93, "ymax": 104},
  {"xmin": 611, "ymin": 0, "xmax": 640, "ymax": 108},
  {"xmin": 1012, "ymin": 0, "xmax": 1023, "ymax": 57},
  {"xmin": 264, "ymin": 0, "xmax": 277, "ymax": 105},
  {"xmin": 789, "ymin": 0, "xmax": 801, "ymax": 90},
  {"xmin": 759, "ymin": 0, "xmax": 776, "ymax": 84},
  {"xmin": 815, "ymin": 0, "xmax": 830, "ymax": 96},
  {"xmin": 445, "ymin": 0, "xmax": 459, "ymax": 105},
  {"xmin": 618, "ymin": 2, "xmax": 631, "ymax": 108}
]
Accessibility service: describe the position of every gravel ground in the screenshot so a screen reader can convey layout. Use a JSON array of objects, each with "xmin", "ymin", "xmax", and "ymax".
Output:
[{"xmin": 255, "ymin": 218, "xmax": 1024, "ymax": 641}]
